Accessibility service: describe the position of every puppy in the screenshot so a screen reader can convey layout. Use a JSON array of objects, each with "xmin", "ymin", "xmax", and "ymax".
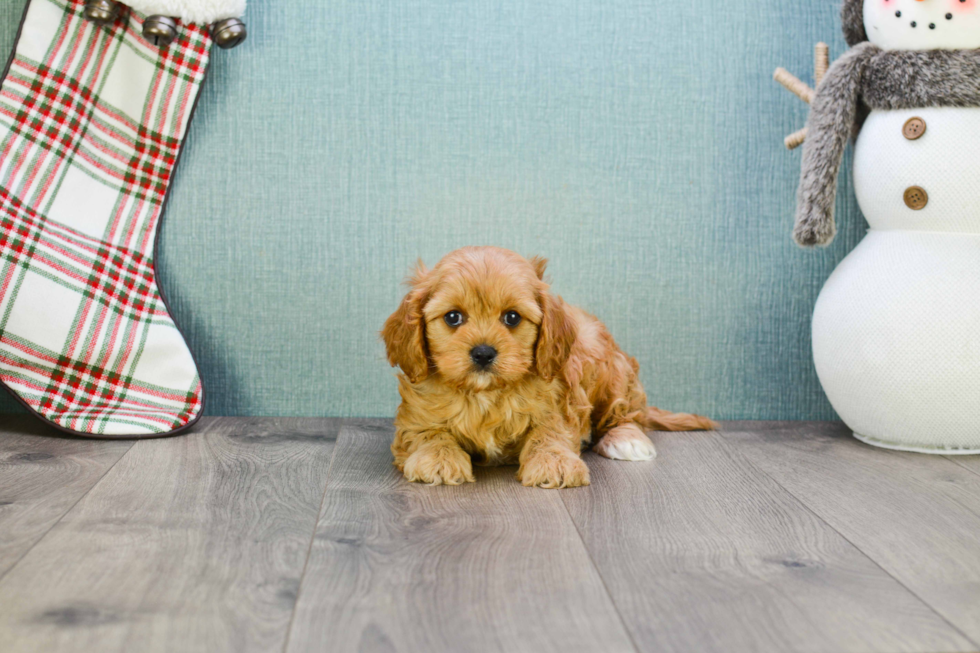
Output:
[{"xmin": 382, "ymin": 247, "xmax": 716, "ymax": 489}]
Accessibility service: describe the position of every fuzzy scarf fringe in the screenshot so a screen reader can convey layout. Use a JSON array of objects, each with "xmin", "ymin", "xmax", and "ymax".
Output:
[{"xmin": 795, "ymin": 44, "xmax": 980, "ymax": 246}]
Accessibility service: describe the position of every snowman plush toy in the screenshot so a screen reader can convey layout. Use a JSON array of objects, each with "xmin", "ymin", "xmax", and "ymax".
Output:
[{"xmin": 795, "ymin": 0, "xmax": 980, "ymax": 453}]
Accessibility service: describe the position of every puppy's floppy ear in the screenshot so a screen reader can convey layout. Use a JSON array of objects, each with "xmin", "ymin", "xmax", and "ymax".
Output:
[
  {"xmin": 528, "ymin": 256, "xmax": 548, "ymax": 281},
  {"xmin": 535, "ymin": 289, "xmax": 576, "ymax": 381},
  {"xmin": 382, "ymin": 262, "xmax": 432, "ymax": 383}
]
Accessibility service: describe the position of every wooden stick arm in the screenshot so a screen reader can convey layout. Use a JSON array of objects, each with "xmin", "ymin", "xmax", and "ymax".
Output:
[
  {"xmin": 785, "ymin": 127, "xmax": 807, "ymax": 151},
  {"xmin": 775, "ymin": 42, "xmax": 832, "ymax": 150},
  {"xmin": 815, "ymin": 43, "xmax": 829, "ymax": 86},
  {"xmin": 774, "ymin": 68, "xmax": 815, "ymax": 105}
]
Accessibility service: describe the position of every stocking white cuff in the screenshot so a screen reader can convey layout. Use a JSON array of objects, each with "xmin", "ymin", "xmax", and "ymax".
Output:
[{"xmin": 123, "ymin": 0, "xmax": 245, "ymax": 24}]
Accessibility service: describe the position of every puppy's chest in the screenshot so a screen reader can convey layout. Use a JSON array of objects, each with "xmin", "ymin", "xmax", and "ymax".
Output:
[{"xmin": 448, "ymin": 393, "xmax": 537, "ymax": 465}]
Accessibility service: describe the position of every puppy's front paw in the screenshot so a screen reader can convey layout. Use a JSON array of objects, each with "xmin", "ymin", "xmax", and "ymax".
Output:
[
  {"xmin": 403, "ymin": 446, "xmax": 475, "ymax": 486},
  {"xmin": 518, "ymin": 451, "xmax": 590, "ymax": 489}
]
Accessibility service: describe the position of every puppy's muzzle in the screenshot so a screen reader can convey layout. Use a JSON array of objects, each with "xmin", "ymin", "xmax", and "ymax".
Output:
[{"xmin": 470, "ymin": 344, "xmax": 497, "ymax": 369}]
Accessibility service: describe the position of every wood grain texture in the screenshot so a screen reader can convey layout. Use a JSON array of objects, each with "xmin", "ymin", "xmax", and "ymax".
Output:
[
  {"xmin": 0, "ymin": 417, "xmax": 132, "ymax": 579},
  {"xmin": 946, "ymin": 455, "xmax": 980, "ymax": 478},
  {"xmin": 725, "ymin": 422, "xmax": 980, "ymax": 648},
  {"xmin": 286, "ymin": 419, "xmax": 636, "ymax": 653},
  {"xmin": 5, "ymin": 418, "xmax": 979, "ymax": 653},
  {"xmin": 561, "ymin": 429, "xmax": 974, "ymax": 653},
  {"xmin": 0, "ymin": 417, "xmax": 339, "ymax": 653}
]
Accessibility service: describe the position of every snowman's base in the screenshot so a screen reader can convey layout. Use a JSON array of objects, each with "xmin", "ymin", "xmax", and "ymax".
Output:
[
  {"xmin": 813, "ymin": 230, "xmax": 980, "ymax": 456},
  {"xmin": 853, "ymin": 432, "xmax": 980, "ymax": 456}
]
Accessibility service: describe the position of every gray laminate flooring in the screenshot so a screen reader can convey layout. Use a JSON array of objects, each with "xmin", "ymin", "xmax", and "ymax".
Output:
[{"xmin": 1, "ymin": 417, "xmax": 978, "ymax": 653}]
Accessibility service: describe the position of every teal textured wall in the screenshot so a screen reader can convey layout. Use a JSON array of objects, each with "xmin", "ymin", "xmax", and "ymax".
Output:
[{"xmin": 0, "ymin": 0, "xmax": 865, "ymax": 420}]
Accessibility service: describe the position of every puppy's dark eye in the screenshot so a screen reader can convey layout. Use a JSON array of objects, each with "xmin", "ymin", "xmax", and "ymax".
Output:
[
  {"xmin": 444, "ymin": 311, "xmax": 465, "ymax": 327},
  {"xmin": 503, "ymin": 311, "xmax": 522, "ymax": 327}
]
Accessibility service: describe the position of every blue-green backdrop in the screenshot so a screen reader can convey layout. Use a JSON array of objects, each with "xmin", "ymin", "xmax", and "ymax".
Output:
[{"xmin": 0, "ymin": 0, "xmax": 865, "ymax": 420}]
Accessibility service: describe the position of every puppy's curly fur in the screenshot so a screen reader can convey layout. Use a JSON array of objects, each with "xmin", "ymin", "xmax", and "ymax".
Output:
[{"xmin": 382, "ymin": 247, "xmax": 716, "ymax": 489}]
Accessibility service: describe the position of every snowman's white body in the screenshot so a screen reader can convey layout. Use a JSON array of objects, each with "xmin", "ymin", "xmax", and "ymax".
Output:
[
  {"xmin": 808, "ymin": 0, "xmax": 980, "ymax": 453},
  {"xmin": 813, "ymin": 108, "xmax": 980, "ymax": 453}
]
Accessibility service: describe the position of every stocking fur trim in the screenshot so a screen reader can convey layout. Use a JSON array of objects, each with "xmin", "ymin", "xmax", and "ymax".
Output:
[
  {"xmin": 125, "ymin": 0, "xmax": 245, "ymax": 24},
  {"xmin": 795, "ymin": 43, "xmax": 980, "ymax": 246}
]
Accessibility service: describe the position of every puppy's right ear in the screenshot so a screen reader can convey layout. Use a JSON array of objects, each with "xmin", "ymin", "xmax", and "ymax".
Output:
[{"xmin": 382, "ymin": 263, "xmax": 432, "ymax": 383}]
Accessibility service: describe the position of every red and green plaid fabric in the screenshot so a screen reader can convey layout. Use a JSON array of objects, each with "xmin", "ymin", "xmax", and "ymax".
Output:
[{"xmin": 0, "ymin": 0, "xmax": 210, "ymax": 436}]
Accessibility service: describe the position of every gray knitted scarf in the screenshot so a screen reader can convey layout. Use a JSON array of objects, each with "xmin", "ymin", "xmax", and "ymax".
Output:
[{"xmin": 794, "ymin": 44, "xmax": 980, "ymax": 246}]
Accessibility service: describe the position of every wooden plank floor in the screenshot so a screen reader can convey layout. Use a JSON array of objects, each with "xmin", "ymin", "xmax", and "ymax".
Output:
[
  {"xmin": 1, "ymin": 416, "xmax": 978, "ymax": 653},
  {"xmin": 287, "ymin": 420, "xmax": 634, "ymax": 653}
]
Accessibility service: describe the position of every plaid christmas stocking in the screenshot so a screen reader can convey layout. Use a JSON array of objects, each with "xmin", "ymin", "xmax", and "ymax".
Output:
[{"xmin": 0, "ymin": 0, "xmax": 244, "ymax": 437}]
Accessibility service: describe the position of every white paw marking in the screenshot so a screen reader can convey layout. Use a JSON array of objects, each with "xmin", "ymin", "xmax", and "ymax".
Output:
[{"xmin": 595, "ymin": 428, "xmax": 657, "ymax": 461}]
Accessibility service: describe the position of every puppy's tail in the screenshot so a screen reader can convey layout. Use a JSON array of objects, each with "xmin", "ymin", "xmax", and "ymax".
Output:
[{"xmin": 639, "ymin": 406, "xmax": 718, "ymax": 432}]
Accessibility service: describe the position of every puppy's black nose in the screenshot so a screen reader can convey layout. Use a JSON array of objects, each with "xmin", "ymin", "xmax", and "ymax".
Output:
[{"xmin": 470, "ymin": 344, "xmax": 497, "ymax": 368}]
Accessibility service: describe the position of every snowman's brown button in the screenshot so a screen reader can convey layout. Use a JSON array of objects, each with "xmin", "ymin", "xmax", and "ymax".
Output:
[
  {"xmin": 903, "ymin": 117, "xmax": 927, "ymax": 140},
  {"xmin": 904, "ymin": 186, "xmax": 929, "ymax": 210}
]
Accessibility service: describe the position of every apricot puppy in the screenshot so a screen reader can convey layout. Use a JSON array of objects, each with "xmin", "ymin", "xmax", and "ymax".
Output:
[{"xmin": 382, "ymin": 247, "xmax": 716, "ymax": 489}]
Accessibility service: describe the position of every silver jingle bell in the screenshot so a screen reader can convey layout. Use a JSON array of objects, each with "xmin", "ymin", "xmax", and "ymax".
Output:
[
  {"xmin": 143, "ymin": 15, "xmax": 178, "ymax": 47},
  {"xmin": 83, "ymin": 0, "xmax": 121, "ymax": 25},
  {"xmin": 212, "ymin": 18, "xmax": 247, "ymax": 49}
]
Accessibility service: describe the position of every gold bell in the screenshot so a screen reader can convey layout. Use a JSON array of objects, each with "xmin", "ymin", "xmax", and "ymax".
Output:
[
  {"xmin": 143, "ymin": 15, "xmax": 178, "ymax": 47},
  {"xmin": 212, "ymin": 18, "xmax": 247, "ymax": 49},
  {"xmin": 83, "ymin": 0, "xmax": 121, "ymax": 25}
]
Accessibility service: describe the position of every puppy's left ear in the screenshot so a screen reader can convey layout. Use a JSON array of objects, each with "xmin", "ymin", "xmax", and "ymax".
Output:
[
  {"xmin": 382, "ymin": 263, "xmax": 432, "ymax": 383},
  {"xmin": 535, "ymin": 290, "xmax": 576, "ymax": 381},
  {"xmin": 528, "ymin": 256, "xmax": 548, "ymax": 280}
]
